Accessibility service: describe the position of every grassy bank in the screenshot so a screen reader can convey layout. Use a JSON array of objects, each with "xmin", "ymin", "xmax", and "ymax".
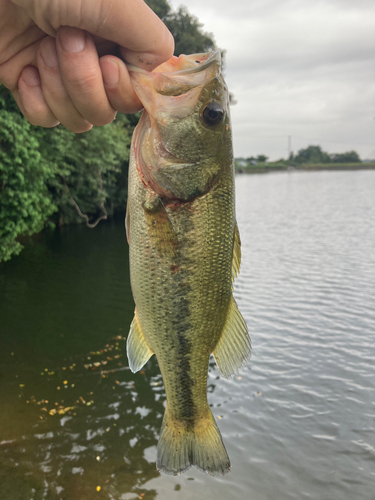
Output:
[{"xmin": 235, "ymin": 161, "xmax": 375, "ymax": 174}]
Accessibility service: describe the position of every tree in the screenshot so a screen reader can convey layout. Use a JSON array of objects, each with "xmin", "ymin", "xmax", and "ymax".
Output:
[
  {"xmin": 0, "ymin": 90, "xmax": 57, "ymax": 261},
  {"xmin": 145, "ymin": 0, "xmax": 216, "ymax": 56},
  {"xmin": 38, "ymin": 115, "xmax": 132, "ymax": 226},
  {"xmin": 144, "ymin": 0, "xmax": 171, "ymax": 20},
  {"xmin": 256, "ymin": 155, "xmax": 268, "ymax": 163},
  {"xmin": 164, "ymin": 6, "xmax": 216, "ymax": 56},
  {"xmin": 294, "ymin": 145, "xmax": 331, "ymax": 164},
  {"xmin": 330, "ymin": 151, "xmax": 361, "ymax": 163},
  {"xmin": 0, "ymin": 85, "xmax": 133, "ymax": 260}
]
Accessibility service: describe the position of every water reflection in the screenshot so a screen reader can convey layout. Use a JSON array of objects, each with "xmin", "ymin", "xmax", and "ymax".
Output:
[
  {"xmin": 0, "ymin": 220, "xmax": 168, "ymax": 499},
  {"xmin": 1, "ymin": 332, "xmax": 166, "ymax": 499},
  {"xmin": 0, "ymin": 330, "xmax": 222, "ymax": 499}
]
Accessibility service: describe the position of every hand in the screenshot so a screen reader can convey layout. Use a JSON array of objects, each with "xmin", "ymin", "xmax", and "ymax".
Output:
[{"xmin": 0, "ymin": 0, "xmax": 174, "ymax": 132}]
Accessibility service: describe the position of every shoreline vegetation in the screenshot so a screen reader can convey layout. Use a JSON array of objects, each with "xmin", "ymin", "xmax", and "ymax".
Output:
[{"xmin": 235, "ymin": 145, "xmax": 375, "ymax": 174}]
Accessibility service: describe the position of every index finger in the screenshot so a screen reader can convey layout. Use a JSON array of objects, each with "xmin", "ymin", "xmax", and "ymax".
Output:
[
  {"xmin": 91, "ymin": 0, "xmax": 175, "ymax": 71},
  {"xmin": 14, "ymin": 0, "xmax": 175, "ymax": 71}
]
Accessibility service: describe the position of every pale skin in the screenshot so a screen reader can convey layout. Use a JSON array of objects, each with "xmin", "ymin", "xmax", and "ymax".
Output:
[{"xmin": 0, "ymin": 0, "xmax": 174, "ymax": 132}]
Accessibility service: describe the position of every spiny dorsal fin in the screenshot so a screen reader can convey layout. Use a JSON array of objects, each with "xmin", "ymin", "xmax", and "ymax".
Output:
[
  {"xmin": 232, "ymin": 222, "xmax": 241, "ymax": 282},
  {"xmin": 125, "ymin": 200, "xmax": 130, "ymax": 244},
  {"xmin": 212, "ymin": 296, "xmax": 251, "ymax": 379},
  {"xmin": 126, "ymin": 310, "xmax": 154, "ymax": 373}
]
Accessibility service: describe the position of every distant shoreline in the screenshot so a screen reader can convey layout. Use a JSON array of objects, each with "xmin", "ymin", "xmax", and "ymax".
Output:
[{"xmin": 235, "ymin": 163, "xmax": 375, "ymax": 174}]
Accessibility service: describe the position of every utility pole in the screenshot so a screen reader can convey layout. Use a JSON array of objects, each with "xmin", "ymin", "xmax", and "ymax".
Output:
[{"xmin": 288, "ymin": 135, "xmax": 292, "ymax": 159}]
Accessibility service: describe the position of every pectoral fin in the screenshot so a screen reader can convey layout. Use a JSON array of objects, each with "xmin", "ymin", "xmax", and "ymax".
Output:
[
  {"xmin": 126, "ymin": 310, "xmax": 154, "ymax": 373},
  {"xmin": 232, "ymin": 222, "xmax": 241, "ymax": 282},
  {"xmin": 152, "ymin": 161, "xmax": 216, "ymax": 201},
  {"xmin": 212, "ymin": 296, "xmax": 251, "ymax": 379},
  {"xmin": 143, "ymin": 193, "xmax": 179, "ymax": 259}
]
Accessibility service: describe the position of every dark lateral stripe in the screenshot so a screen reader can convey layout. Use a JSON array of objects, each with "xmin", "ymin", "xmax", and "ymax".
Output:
[{"xmin": 171, "ymin": 288, "xmax": 196, "ymax": 421}]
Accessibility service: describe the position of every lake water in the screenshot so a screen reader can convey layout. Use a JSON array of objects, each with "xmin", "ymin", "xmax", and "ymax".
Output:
[{"xmin": 0, "ymin": 170, "xmax": 374, "ymax": 500}]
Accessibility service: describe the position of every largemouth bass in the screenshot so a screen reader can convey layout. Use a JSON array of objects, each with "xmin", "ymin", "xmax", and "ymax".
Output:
[{"xmin": 126, "ymin": 51, "xmax": 251, "ymax": 476}]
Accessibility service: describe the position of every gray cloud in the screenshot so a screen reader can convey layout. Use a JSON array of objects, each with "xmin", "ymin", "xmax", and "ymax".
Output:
[{"xmin": 169, "ymin": 0, "xmax": 375, "ymax": 159}]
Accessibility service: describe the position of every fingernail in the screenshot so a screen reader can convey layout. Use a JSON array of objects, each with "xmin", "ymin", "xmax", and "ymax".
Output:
[
  {"xmin": 120, "ymin": 50, "xmax": 161, "ymax": 71},
  {"xmin": 59, "ymin": 27, "xmax": 85, "ymax": 53},
  {"xmin": 101, "ymin": 59, "xmax": 120, "ymax": 87},
  {"xmin": 22, "ymin": 66, "xmax": 41, "ymax": 87},
  {"xmin": 40, "ymin": 38, "xmax": 59, "ymax": 68},
  {"xmin": 137, "ymin": 53, "xmax": 160, "ymax": 68}
]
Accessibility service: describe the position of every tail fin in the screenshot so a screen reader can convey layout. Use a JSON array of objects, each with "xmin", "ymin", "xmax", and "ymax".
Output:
[{"xmin": 156, "ymin": 406, "xmax": 231, "ymax": 476}]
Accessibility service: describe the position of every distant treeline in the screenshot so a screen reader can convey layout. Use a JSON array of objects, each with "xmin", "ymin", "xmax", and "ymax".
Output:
[
  {"xmin": 235, "ymin": 145, "xmax": 375, "ymax": 173},
  {"xmin": 0, "ymin": 0, "xmax": 218, "ymax": 263},
  {"xmin": 289, "ymin": 145, "xmax": 362, "ymax": 164},
  {"xmin": 237, "ymin": 145, "xmax": 363, "ymax": 168}
]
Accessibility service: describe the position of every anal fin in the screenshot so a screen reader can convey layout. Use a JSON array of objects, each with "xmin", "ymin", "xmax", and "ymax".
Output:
[
  {"xmin": 212, "ymin": 296, "xmax": 251, "ymax": 379},
  {"xmin": 232, "ymin": 222, "xmax": 241, "ymax": 282},
  {"xmin": 126, "ymin": 310, "xmax": 153, "ymax": 373}
]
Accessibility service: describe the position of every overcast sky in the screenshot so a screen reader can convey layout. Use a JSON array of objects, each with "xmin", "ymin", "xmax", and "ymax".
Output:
[{"xmin": 169, "ymin": 0, "xmax": 375, "ymax": 160}]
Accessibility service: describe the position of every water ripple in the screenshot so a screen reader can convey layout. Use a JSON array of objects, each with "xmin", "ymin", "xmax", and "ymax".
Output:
[{"xmin": 1, "ymin": 171, "xmax": 375, "ymax": 499}]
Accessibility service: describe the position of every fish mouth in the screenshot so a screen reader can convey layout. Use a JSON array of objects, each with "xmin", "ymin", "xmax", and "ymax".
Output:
[
  {"xmin": 155, "ymin": 50, "xmax": 221, "ymax": 76},
  {"xmin": 128, "ymin": 52, "xmax": 224, "ymax": 126},
  {"xmin": 126, "ymin": 50, "xmax": 221, "ymax": 77},
  {"xmin": 127, "ymin": 51, "xmax": 221, "ymax": 98}
]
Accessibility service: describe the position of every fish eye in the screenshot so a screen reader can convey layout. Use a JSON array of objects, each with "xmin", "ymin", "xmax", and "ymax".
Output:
[{"xmin": 202, "ymin": 102, "xmax": 224, "ymax": 127}]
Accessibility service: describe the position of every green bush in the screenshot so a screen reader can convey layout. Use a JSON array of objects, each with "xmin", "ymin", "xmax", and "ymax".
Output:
[{"xmin": 0, "ymin": 107, "xmax": 57, "ymax": 261}]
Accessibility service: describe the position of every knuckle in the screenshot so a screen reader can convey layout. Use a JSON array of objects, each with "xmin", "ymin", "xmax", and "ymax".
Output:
[
  {"xmin": 43, "ymin": 82, "xmax": 64, "ymax": 102},
  {"xmin": 66, "ymin": 70, "xmax": 99, "ymax": 93}
]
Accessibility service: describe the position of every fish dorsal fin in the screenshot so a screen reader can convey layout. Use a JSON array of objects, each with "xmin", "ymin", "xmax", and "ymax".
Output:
[
  {"xmin": 232, "ymin": 223, "xmax": 241, "ymax": 282},
  {"xmin": 125, "ymin": 200, "xmax": 130, "ymax": 244},
  {"xmin": 126, "ymin": 310, "xmax": 154, "ymax": 373},
  {"xmin": 212, "ymin": 296, "xmax": 251, "ymax": 379}
]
